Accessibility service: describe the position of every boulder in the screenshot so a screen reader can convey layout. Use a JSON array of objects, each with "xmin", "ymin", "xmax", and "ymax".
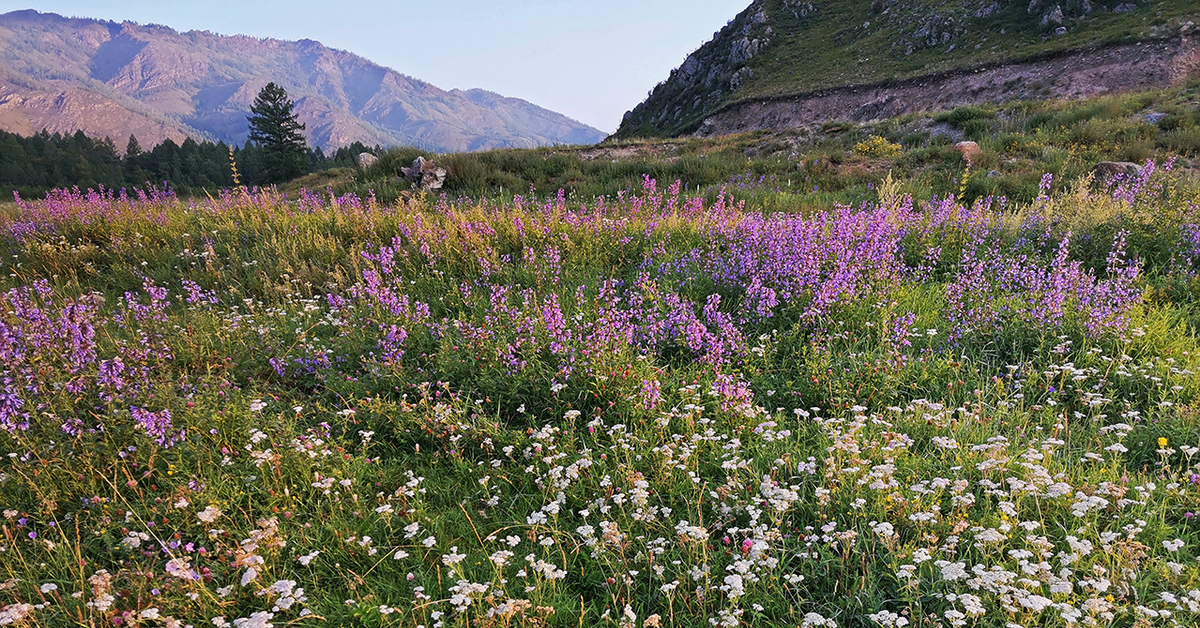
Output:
[
  {"xmin": 355, "ymin": 152, "xmax": 378, "ymax": 169},
  {"xmin": 1092, "ymin": 161, "xmax": 1143, "ymax": 183},
  {"xmin": 400, "ymin": 157, "xmax": 447, "ymax": 193},
  {"xmin": 954, "ymin": 141, "xmax": 983, "ymax": 163}
]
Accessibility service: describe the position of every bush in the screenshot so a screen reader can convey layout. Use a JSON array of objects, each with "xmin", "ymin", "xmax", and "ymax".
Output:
[
  {"xmin": 937, "ymin": 104, "xmax": 996, "ymax": 128},
  {"xmin": 854, "ymin": 135, "xmax": 903, "ymax": 158},
  {"xmin": 1161, "ymin": 128, "xmax": 1200, "ymax": 155}
]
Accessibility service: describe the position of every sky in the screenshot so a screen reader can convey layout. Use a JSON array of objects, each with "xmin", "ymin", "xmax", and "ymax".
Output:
[{"xmin": 0, "ymin": 0, "xmax": 752, "ymax": 133}]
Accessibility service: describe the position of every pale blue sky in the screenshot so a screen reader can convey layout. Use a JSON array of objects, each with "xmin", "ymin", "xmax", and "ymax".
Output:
[{"xmin": 0, "ymin": 0, "xmax": 751, "ymax": 132}]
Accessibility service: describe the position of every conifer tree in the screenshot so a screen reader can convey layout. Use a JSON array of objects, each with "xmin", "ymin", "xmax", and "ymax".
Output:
[
  {"xmin": 125, "ymin": 134, "xmax": 142, "ymax": 158},
  {"xmin": 246, "ymin": 82, "xmax": 309, "ymax": 183}
]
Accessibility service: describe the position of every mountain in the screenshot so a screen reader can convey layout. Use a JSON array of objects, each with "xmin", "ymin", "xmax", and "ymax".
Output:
[
  {"xmin": 0, "ymin": 10, "xmax": 606, "ymax": 152},
  {"xmin": 615, "ymin": 0, "xmax": 1200, "ymax": 138}
]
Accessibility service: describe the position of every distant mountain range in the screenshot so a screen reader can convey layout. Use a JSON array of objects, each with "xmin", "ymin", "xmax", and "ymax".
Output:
[
  {"xmin": 0, "ymin": 10, "xmax": 607, "ymax": 152},
  {"xmin": 616, "ymin": 0, "xmax": 1200, "ymax": 138}
]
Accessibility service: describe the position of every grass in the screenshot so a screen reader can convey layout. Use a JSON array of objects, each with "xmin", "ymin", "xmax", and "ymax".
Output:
[{"xmin": 3, "ymin": 149, "xmax": 1200, "ymax": 627}]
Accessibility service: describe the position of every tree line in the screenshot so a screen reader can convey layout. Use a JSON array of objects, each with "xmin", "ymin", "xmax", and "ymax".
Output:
[{"xmin": 1, "ymin": 83, "xmax": 376, "ymax": 200}]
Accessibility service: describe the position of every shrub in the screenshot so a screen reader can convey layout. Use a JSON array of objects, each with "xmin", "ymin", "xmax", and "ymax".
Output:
[
  {"xmin": 1161, "ymin": 128, "xmax": 1200, "ymax": 155},
  {"xmin": 854, "ymin": 135, "xmax": 903, "ymax": 158}
]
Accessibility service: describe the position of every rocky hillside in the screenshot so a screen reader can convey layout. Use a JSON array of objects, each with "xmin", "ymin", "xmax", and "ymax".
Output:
[
  {"xmin": 0, "ymin": 10, "xmax": 605, "ymax": 152},
  {"xmin": 615, "ymin": 0, "xmax": 1200, "ymax": 138}
]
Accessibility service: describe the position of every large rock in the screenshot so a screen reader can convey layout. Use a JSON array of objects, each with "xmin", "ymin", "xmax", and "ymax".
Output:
[
  {"xmin": 400, "ymin": 157, "xmax": 447, "ymax": 193},
  {"xmin": 1092, "ymin": 161, "xmax": 1143, "ymax": 183},
  {"xmin": 355, "ymin": 152, "xmax": 378, "ymax": 169},
  {"xmin": 954, "ymin": 141, "xmax": 983, "ymax": 163}
]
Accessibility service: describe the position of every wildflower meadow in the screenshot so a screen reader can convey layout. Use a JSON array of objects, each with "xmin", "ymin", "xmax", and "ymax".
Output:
[{"xmin": 2, "ymin": 163, "xmax": 1200, "ymax": 628}]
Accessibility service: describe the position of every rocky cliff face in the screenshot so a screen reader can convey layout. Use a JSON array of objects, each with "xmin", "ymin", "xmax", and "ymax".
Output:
[
  {"xmin": 0, "ymin": 10, "xmax": 606, "ymax": 152},
  {"xmin": 615, "ymin": 0, "xmax": 1199, "ymax": 138}
]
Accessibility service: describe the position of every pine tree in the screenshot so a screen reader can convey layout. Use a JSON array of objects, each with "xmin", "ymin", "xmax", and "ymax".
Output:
[
  {"xmin": 246, "ymin": 82, "xmax": 309, "ymax": 183},
  {"xmin": 125, "ymin": 135, "xmax": 142, "ymax": 158}
]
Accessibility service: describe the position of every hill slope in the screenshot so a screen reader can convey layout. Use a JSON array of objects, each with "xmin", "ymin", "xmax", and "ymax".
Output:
[
  {"xmin": 0, "ymin": 10, "xmax": 606, "ymax": 152},
  {"xmin": 615, "ymin": 0, "xmax": 1200, "ymax": 137}
]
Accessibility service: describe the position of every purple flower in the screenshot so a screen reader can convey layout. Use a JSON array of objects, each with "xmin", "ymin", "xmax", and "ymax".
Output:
[{"xmin": 130, "ymin": 407, "xmax": 184, "ymax": 448}]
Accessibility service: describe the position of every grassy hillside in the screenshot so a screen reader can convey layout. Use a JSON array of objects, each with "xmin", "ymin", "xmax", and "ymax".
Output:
[
  {"xmin": 615, "ymin": 0, "xmax": 1200, "ymax": 138},
  {"xmin": 323, "ymin": 82, "xmax": 1200, "ymax": 212}
]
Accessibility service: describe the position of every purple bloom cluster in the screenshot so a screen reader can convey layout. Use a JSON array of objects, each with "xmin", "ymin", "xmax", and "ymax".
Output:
[
  {"xmin": 9, "ymin": 184, "xmax": 175, "ymax": 240},
  {"xmin": 0, "ymin": 278, "xmax": 186, "ymax": 443},
  {"xmin": 130, "ymin": 406, "xmax": 184, "ymax": 448},
  {"xmin": 946, "ymin": 230, "xmax": 1140, "ymax": 340}
]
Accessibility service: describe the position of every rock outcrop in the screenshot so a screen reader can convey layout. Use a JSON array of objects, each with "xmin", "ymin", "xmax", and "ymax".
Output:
[{"xmin": 400, "ymin": 157, "xmax": 447, "ymax": 192}]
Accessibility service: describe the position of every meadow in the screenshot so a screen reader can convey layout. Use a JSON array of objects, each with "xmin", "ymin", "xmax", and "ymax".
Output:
[
  {"xmin": 333, "ymin": 81, "xmax": 1200, "ymax": 215},
  {"xmin": 2, "ymin": 158, "xmax": 1200, "ymax": 628}
]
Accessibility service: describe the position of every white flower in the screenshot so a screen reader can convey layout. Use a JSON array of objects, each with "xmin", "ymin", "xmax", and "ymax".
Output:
[
  {"xmin": 393, "ymin": 550, "xmax": 409, "ymax": 560},
  {"xmin": 937, "ymin": 561, "xmax": 968, "ymax": 581},
  {"xmin": 1164, "ymin": 538, "xmax": 1185, "ymax": 552},
  {"xmin": 872, "ymin": 521, "xmax": 896, "ymax": 537},
  {"xmin": 868, "ymin": 610, "xmax": 909, "ymax": 628},
  {"xmin": 802, "ymin": 612, "xmax": 837, "ymax": 627},
  {"xmin": 197, "ymin": 505, "xmax": 222, "ymax": 523},
  {"xmin": 231, "ymin": 611, "xmax": 275, "ymax": 628},
  {"xmin": 932, "ymin": 436, "xmax": 959, "ymax": 449},
  {"xmin": 297, "ymin": 550, "xmax": 320, "ymax": 566},
  {"xmin": 1018, "ymin": 595, "xmax": 1053, "ymax": 612},
  {"xmin": 39, "ymin": 583, "xmax": 57, "ymax": 594},
  {"xmin": 442, "ymin": 547, "xmax": 466, "ymax": 565},
  {"xmin": 722, "ymin": 574, "xmax": 745, "ymax": 600},
  {"xmin": 267, "ymin": 580, "xmax": 296, "ymax": 596},
  {"xmin": 1049, "ymin": 581, "xmax": 1073, "ymax": 594}
]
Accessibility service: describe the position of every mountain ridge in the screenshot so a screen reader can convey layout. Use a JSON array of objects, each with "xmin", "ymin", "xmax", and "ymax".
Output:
[
  {"xmin": 616, "ymin": 0, "xmax": 1200, "ymax": 138},
  {"xmin": 0, "ymin": 10, "xmax": 606, "ymax": 152}
]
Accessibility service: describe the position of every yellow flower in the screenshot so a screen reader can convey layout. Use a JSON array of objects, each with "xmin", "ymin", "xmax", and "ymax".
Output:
[{"xmin": 1159, "ymin": 437, "xmax": 1169, "ymax": 448}]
